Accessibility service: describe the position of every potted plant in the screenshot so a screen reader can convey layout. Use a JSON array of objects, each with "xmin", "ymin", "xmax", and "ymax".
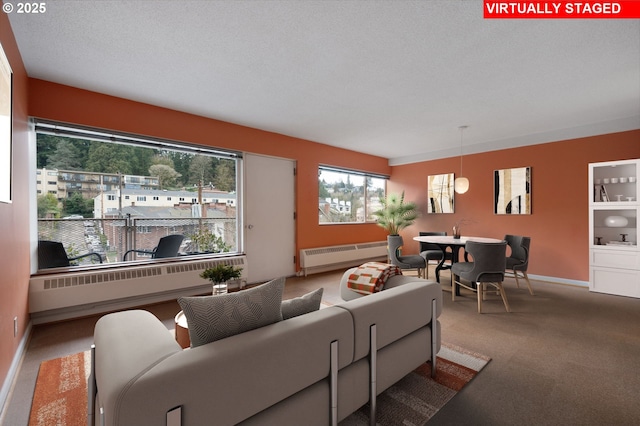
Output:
[
  {"xmin": 372, "ymin": 191, "xmax": 420, "ymax": 235},
  {"xmin": 200, "ymin": 264, "xmax": 243, "ymax": 295},
  {"xmin": 452, "ymin": 218, "xmax": 474, "ymax": 239},
  {"xmin": 372, "ymin": 191, "xmax": 420, "ymax": 259}
]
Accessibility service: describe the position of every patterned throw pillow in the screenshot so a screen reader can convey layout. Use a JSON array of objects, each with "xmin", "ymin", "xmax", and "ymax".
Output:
[
  {"xmin": 178, "ymin": 276, "xmax": 285, "ymax": 348},
  {"xmin": 281, "ymin": 287, "xmax": 324, "ymax": 320}
]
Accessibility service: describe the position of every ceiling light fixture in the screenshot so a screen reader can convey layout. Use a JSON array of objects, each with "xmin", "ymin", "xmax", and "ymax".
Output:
[{"xmin": 454, "ymin": 125, "xmax": 469, "ymax": 194}]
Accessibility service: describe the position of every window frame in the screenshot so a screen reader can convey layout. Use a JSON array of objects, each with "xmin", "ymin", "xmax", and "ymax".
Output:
[
  {"xmin": 318, "ymin": 165, "xmax": 388, "ymax": 225},
  {"xmin": 33, "ymin": 119, "xmax": 244, "ymax": 271}
]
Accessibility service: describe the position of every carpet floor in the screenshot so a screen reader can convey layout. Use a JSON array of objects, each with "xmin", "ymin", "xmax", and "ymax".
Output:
[{"xmin": 28, "ymin": 343, "xmax": 489, "ymax": 426}]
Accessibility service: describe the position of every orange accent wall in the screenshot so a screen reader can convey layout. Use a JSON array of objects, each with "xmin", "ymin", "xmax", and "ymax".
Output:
[
  {"xmin": 390, "ymin": 131, "xmax": 640, "ymax": 281},
  {"xmin": 28, "ymin": 77, "xmax": 640, "ymax": 282},
  {"xmin": 0, "ymin": 10, "xmax": 31, "ymax": 403},
  {"xmin": 27, "ymin": 79, "xmax": 391, "ymax": 252}
]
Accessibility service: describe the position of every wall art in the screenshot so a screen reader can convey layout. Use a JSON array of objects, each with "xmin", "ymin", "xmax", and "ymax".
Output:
[
  {"xmin": 427, "ymin": 173, "xmax": 454, "ymax": 213},
  {"xmin": 494, "ymin": 167, "xmax": 531, "ymax": 214},
  {"xmin": 0, "ymin": 42, "xmax": 12, "ymax": 204}
]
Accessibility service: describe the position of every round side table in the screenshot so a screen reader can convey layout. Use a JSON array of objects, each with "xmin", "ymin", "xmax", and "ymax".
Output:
[{"xmin": 174, "ymin": 310, "xmax": 190, "ymax": 349}]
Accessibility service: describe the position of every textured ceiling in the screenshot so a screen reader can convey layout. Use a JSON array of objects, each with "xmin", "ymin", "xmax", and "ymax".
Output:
[{"xmin": 7, "ymin": 1, "xmax": 640, "ymax": 164}]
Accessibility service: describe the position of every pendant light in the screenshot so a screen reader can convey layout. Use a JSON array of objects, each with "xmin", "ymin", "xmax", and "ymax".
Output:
[{"xmin": 454, "ymin": 125, "xmax": 469, "ymax": 194}]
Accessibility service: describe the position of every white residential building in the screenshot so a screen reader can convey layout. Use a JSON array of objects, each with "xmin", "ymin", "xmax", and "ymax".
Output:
[{"xmin": 93, "ymin": 188, "xmax": 236, "ymax": 218}]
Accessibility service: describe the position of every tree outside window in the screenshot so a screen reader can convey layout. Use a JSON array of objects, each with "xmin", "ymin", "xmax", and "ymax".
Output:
[
  {"xmin": 318, "ymin": 167, "xmax": 386, "ymax": 224},
  {"xmin": 35, "ymin": 122, "xmax": 241, "ymax": 266}
]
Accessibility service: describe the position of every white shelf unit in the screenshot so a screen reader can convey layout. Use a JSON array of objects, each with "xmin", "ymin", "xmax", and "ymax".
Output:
[{"xmin": 588, "ymin": 159, "xmax": 640, "ymax": 298}]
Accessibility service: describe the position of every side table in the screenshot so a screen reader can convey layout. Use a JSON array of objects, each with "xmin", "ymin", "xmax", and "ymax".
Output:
[{"xmin": 174, "ymin": 310, "xmax": 190, "ymax": 349}]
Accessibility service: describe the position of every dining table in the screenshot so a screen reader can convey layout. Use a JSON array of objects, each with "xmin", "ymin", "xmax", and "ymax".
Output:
[{"xmin": 412, "ymin": 235, "xmax": 504, "ymax": 294}]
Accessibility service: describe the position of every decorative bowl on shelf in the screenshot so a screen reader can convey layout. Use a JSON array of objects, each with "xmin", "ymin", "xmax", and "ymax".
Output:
[
  {"xmin": 630, "ymin": 177, "xmax": 637, "ymax": 183},
  {"xmin": 603, "ymin": 216, "xmax": 629, "ymax": 227},
  {"xmin": 619, "ymin": 177, "xmax": 628, "ymax": 183}
]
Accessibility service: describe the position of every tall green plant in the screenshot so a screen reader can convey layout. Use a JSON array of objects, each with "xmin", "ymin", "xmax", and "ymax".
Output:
[{"xmin": 372, "ymin": 191, "xmax": 419, "ymax": 235}]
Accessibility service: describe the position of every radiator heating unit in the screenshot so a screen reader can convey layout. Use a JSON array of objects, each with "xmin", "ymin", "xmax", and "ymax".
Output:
[
  {"xmin": 299, "ymin": 241, "xmax": 388, "ymax": 276},
  {"xmin": 29, "ymin": 255, "xmax": 247, "ymax": 324}
]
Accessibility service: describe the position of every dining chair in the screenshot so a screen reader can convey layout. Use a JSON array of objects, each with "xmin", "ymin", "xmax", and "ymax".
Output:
[
  {"xmin": 38, "ymin": 240, "xmax": 103, "ymax": 269},
  {"xmin": 418, "ymin": 231, "xmax": 452, "ymax": 280},
  {"xmin": 123, "ymin": 234, "xmax": 185, "ymax": 261},
  {"xmin": 387, "ymin": 235, "xmax": 426, "ymax": 278},
  {"xmin": 504, "ymin": 235, "xmax": 534, "ymax": 295},
  {"xmin": 451, "ymin": 240, "xmax": 510, "ymax": 313}
]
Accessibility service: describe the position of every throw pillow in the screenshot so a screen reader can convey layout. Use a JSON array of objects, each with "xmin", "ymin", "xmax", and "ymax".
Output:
[
  {"xmin": 177, "ymin": 276, "xmax": 285, "ymax": 348},
  {"xmin": 281, "ymin": 287, "xmax": 324, "ymax": 320}
]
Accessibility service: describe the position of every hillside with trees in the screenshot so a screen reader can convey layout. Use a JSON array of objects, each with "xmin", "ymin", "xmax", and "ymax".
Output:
[{"xmin": 37, "ymin": 134, "xmax": 236, "ymax": 192}]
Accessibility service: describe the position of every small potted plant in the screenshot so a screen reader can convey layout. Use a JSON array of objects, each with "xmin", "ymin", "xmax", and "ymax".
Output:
[
  {"xmin": 200, "ymin": 264, "xmax": 243, "ymax": 295},
  {"xmin": 452, "ymin": 218, "xmax": 474, "ymax": 239}
]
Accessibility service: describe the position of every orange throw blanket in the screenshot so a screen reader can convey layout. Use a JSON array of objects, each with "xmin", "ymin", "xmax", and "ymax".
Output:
[{"xmin": 347, "ymin": 262, "xmax": 402, "ymax": 295}]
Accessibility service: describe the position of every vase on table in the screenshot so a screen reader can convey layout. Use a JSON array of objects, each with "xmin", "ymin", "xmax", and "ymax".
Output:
[
  {"xmin": 212, "ymin": 282, "xmax": 228, "ymax": 295},
  {"xmin": 453, "ymin": 225, "xmax": 461, "ymax": 239},
  {"xmin": 200, "ymin": 264, "xmax": 243, "ymax": 296}
]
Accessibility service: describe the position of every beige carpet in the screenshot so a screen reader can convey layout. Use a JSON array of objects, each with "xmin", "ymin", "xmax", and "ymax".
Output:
[{"xmin": 29, "ymin": 343, "xmax": 489, "ymax": 425}]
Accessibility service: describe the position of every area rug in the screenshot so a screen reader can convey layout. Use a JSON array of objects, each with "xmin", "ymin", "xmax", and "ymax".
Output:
[
  {"xmin": 28, "ymin": 350, "xmax": 91, "ymax": 426},
  {"xmin": 29, "ymin": 343, "xmax": 489, "ymax": 426},
  {"xmin": 340, "ymin": 342, "xmax": 491, "ymax": 425}
]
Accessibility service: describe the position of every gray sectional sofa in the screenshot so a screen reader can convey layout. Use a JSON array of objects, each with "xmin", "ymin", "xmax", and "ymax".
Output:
[{"xmin": 90, "ymin": 274, "xmax": 442, "ymax": 426}]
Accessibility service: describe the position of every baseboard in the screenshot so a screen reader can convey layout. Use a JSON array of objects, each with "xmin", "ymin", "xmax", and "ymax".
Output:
[
  {"xmin": 0, "ymin": 320, "xmax": 33, "ymax": 422},
  {"xmin": 527, "ymin": 274, "xmax": 589, "ymax": 288},
  {"xmin": 427, "ymin": 265, "xmax": 589, "ymax": 289}
]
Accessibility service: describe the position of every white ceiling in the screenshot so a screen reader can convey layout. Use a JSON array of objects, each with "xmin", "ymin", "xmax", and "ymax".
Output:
[{"xmin": 7, "ymin": 1, "xmax": 640, "ymax": 165}]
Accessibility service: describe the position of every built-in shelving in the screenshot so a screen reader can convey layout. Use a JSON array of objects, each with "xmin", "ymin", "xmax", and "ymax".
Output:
[{"xmin": 588, "ymin": 159, "xmax": 639, "ymax": 298}]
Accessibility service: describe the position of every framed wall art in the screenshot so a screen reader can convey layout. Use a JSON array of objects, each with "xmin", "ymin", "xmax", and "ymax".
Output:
[
  {"xmin": 494, "ymin": 167, "xmax": 531, "ymax": 214},
  {"xmin": 0, "ymin": 42, "xmax": 12, "ymax": 204},
  {"xmin": 427, "ymin": 173, "xmax": 454, "ymax": 213}
]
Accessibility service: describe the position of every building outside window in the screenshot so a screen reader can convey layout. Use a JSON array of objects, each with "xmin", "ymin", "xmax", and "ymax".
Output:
[
  {"xmin": 35, "ymin": 120, "xmax": 242, "ymax": 267},
  {"xmin": 318, "ymin": 166, "xmax": 387, "ymax": 224},
  {"xmin": 136, "ymin": 225, "xmax": 151, "ymax": 234}
]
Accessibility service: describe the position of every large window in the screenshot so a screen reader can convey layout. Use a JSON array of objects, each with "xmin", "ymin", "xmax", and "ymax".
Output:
[
  {"xmin": 34, "ymin": 120, "xmax": 242, "ymax": 268},
  {"xmin": 318, "ymin": 166, "xmax": 387, "ymax": 224}
]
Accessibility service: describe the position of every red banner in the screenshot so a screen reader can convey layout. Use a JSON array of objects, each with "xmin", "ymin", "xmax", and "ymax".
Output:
[{"xmin": 484, "ymin": 1, "xmax": 640, "ymax": 18}]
